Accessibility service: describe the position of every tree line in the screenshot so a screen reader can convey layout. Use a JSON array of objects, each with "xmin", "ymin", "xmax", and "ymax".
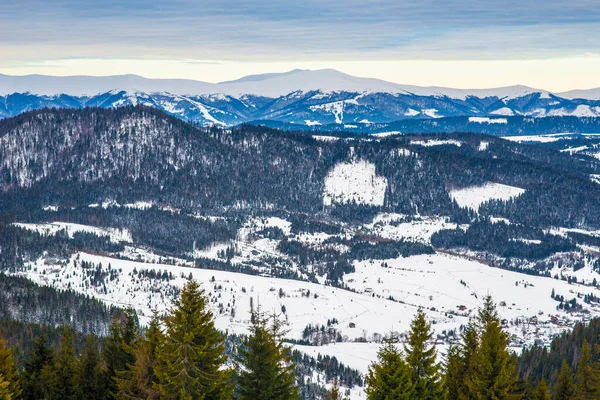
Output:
[{"xmin": 3, "ymin": 280, "xmax": 600, "ymax": 399}]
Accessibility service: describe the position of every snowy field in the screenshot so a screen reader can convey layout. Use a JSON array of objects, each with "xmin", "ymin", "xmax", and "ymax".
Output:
[
  {"xmin": 323, "ymin": 160, "xmax": 387, "ymax": 206},
  {"xmin": 449, "ymin": 182, "xmax": 526, "ymax": 212},
  {"xmin": 15, "ymin": 250, "xmax": 596, "ymax": 374},
  {"xmin": 14, "ymin": 222, "xmax": 132, "ymax": 243}
]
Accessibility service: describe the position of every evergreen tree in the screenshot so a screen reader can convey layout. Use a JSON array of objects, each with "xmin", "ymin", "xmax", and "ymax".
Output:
[
  {"xmin": 104, "ymin": 309, "xmax": 139, "ymax": 399},
  {"xmin": 459, "ymin": 321, "xmax": 480, "ymax": 400},
  {"xmin": 0, "ymin": 336, "xmax": 20, "ymax": 399},
  {"xmin": 326, "ymin": 379, "xmax": 342, "ymax": 400},
  {"xmin": 573, "ymin": 339, "xmax": 598, "ymax": 400},
  {"xmin": 22, "ymin": 332, "xmax": 54, "ymax": 400},
  {"xmin": 116, "ymin": 313, "xmax": 163, "ymax": 400},
  {"xmin": 553, "ymin": 361, "xmax": 575, "ymax": 400},
  {"xmin": 466, "ymin": 296, "xmax": 520, "ymax": 400},
  {"xmin": 0, "ymin": 373, "xmax": 13, "ymax": 400},
  {"xmin": 54, "ymin": 326, "xmax": 79, "ymax": 400},
  {"xmin": 365, "ymin": 336, "xmax": 413, "ymax": 400},
  {"xmin": 534, "ymin": 378, "xmax": 551, "ymax": 400},
  {"xmin": 78, "ymin": 334, "xmax": 105, "ymax": 400},
  {"xmin": 443, "ymin": 343, "xmax": 463, "ymax": 400},
  {"xmin": 404, "ymin": 308, "xmax": 443, "ymax": 400},
  {"xmin": 156, "ymin": 280, "xmax": 232, "ymax": 400},
  {"xmin": 236, "ymin": 309, "xmax": 298, "ymax": 400}
]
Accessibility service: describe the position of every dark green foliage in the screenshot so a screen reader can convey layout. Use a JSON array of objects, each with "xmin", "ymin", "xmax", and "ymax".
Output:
[
  {"xmin": 54, "ymin": 326, "xmax": 79, "ymax": 400},
  {"xmin": 155, "ymin": 280, "xmax": 232, "ymax": 400},
  {"xmin": 235, "ymin": 310, "xmax": 299, "ymax": 400},
  {"xmin": 21, "ymin": 332, "xmax": 54, "ymax": 400},
  {"xmin": 0, "ymin": 273, "xmax": 120, "ymax": 337},
  {"xmin": 404, "ymin": 309, "xmax": 443, "ymax": 399},
  {"xmin": 431, "ymin": 220, "xmax": 575, "ymax": 261},
  {"xmin": 553, "ymin": 362, "xmax": 575, "ymax": 400},
  {"xmin": 78, "ymin": 334, "xmax": 105, "ymax": 400},
  {"xmin": 534, "ymin": 378, "xmax": 551, "ymax": 400},
  {"xmin": 365, "ymin": 338, "xmax": 413, "ymax": 400},
  {"xmin": 103, "ymin": 309, "xmax": 139, "ymax": 400}
]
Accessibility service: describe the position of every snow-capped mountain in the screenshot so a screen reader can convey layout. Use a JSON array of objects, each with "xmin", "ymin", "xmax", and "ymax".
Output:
[{"xmin": 2, "ymin": 70, "xmax": 600, "ymax": 127}]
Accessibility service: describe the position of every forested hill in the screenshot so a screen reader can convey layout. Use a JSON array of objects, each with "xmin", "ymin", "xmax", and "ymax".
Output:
[{"xmin": 2, "ymin": 106, "xmax": 600, "ymax": 229}]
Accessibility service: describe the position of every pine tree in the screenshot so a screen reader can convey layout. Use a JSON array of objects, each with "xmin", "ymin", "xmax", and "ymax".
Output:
[
  {"xmin": 236, "ymin": 309, "xmax": 298, "ymax": 400},
  {"xmin": 466, "ymin": 295, "xmax": 520, "ymax": 400},
  {"xmin": 78, "ymin": 334, "xmax": 105, "ymax": 400},
  {"xmin": 553, "ymin": 361, "xmax": 575, "ymax": 400},
  {"xmin": 22, "ymin": 332, "xmax": 54, "ymax": 400},
  {"xmin": 155, "ymin": 280, "xmax": 232, "ymax": 400},
  {"xmin": 54, "ymin": 326, "xmax": 79, "ymax": 400},
  {"xmin": 116, "ymin": 313, "xmax": 163, "ymax": 400},
  {"xmin": 404, "ymin": 308, "xmax": 443, "ymax": 400},
  {"xmin": 534, "ymin": 378, "xmax": 551, "ymax": 400},
  {"xmin": 0, "ymin": 336, "xmax": 20, "ymax": 399},
  {"xmin": 104, "ymin": 309, "xmax": 139, "ymax": 399},
  {"xmin": 574, "ymin": 339, "xmax": 598, "ymax": 400},
  {"xmin": 366, "ymin": 336, "xmax": 413, "ymax": 400}
]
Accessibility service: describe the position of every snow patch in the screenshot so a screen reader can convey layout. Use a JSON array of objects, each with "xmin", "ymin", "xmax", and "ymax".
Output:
[
  {"xmin": 468, "ymin": 117, "xmax": 508, "ymax": 124},
  {"xmin": 449, "ymin": 183, "xmax": 526, "ymax": 212},
  {"xmin": 323, "ymin": 160, "xmax": 387, "ymax": 206},
  {"xmin": 411, "ymin": 139, "xmax": 462, "ymax": 147}
]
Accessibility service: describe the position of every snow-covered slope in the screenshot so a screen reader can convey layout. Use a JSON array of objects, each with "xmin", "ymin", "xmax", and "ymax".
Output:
[
  {"xmin": 2, "ymin": 70, "xmax": 600, "ymax": 126},
  {"xmin": 449, "ymin": 183, "xmax": 526, "ymax": 212}
]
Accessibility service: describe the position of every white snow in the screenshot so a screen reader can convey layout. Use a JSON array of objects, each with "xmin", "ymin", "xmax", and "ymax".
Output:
[
  {"xmin": 489, "ymin": 107, "xmax": 515, "ymax": 116},
  {"xmin": 0, "ymin": 70, "xmax": 557, "ymax": 100},
  {"xmin": 404, "ymin": 108, "xmax": 420, "ymax": 116},
  {"xmin": 422, "ymin": 109, "xmax": 441, "ymax": 118},
  {"xmin": 15, "ymin": 251, "xmax": 594, "ymax": 355},
  {"xmin": 478, "ymin": 141, "xmax": 490, "ymax": 151},
  {"xmin": 501, "ymin": 134, "xmax": 574, "ymax": 143},
  {"xmin": 323, "ymin": 160, "xmax": 387, "ymax": 206},
  {"xmin": 411, "ymin": 139, "xmax": 462, "ymax": 147},
  {"xmin": 305, "ymin": 120, "xmax": 322, "ymax": 126},
  {"xmin": 366, "ymin": 214, "xmax": 458, "ymax": 244},
  {"xmin": 13, "ymin": 222, "xmax": 132, "ymax": 243},
  {"xmin": 309, "ymin": 101, "xmax": 345, "ymax": 124},
  {"xmin": 449, "ymin": 182, "xmax": 526, "ymax": 212},
  {"xmin": 468, "ymin": 117, "xmax": 508, "ymax": 124}
]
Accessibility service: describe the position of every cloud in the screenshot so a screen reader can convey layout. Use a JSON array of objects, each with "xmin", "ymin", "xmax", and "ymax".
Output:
[{"xmin": 1, "ymin": 0, "xmax": 600, "ymax": 62}]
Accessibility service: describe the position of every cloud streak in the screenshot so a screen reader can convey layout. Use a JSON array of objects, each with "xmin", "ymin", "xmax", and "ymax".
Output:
[{"xmin": 2, "ymin": 0, "xmax": 600, "ymax": 62}]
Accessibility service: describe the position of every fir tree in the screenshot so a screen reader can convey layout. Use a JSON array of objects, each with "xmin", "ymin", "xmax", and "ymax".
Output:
[
  {"xmin": 236, "ymin": 309, "xmax": 298, "ymax": 400},
  {"xmin": 443, "ymin": 343, "xmax": 463, "ymax": 400},
  {"xmin": 404, "ymin": 308, "xmax": 443, "ymax": 400},
  {"xmin": 573, "ymin": 339, "xmax": 598, "ymax": 400},
  {"xmin": 366, "ymin": 336, "xmax": 413, "ymax": 400},
  {"xmin": 116, "ymin": 313, "xmax": 163, "ymax": 400},
  {"xmin": 0, "ymin": 336, "xmax": 20, "ymax": 399},
  {"xmin": 22, "ymin": 332, "xmax": 54, "ymax": 400},
  {"xmin": 553, "ymin": 361, "xmax": 575, "ymax": 400},
  {"xmin": 104, "ymin": 309, "xmax": 139, "ymax": 399},
  {"xmin": 459, "ymin": 321, "xmax": 480, "ymax": 400},
  {"xmin": 155, "ymin": 280, "xmax": 232, "ymax": 400},
  {"xmin": 534, "ymin": 378, "xmax": 551, "ymax": 400},
  {"xmin": 54, "ymin": 326, "xmax": 79, "ymax": 400},
  {"xmin": 78, "ymin": 334, "xmax": 105, "ymax": 400},
  {"xmin": 466, "ymin": 296, "xmax": 520, "ymax": 400}
]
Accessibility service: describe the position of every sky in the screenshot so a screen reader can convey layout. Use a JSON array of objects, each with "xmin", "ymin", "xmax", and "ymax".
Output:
[{"xmin": 2, "ymin": 0, "xmax": 600, "ymax": 91}]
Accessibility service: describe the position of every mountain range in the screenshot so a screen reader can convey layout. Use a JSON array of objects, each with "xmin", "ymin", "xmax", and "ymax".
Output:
[{"xmin": 2, "ymin": 69, "xmax": 600, "ymax": 129}]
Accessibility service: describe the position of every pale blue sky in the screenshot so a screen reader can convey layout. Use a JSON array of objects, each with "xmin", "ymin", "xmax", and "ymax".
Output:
[{"xmin": 2, "ymin": 0, "xmax": 600, "ymax": 90}]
